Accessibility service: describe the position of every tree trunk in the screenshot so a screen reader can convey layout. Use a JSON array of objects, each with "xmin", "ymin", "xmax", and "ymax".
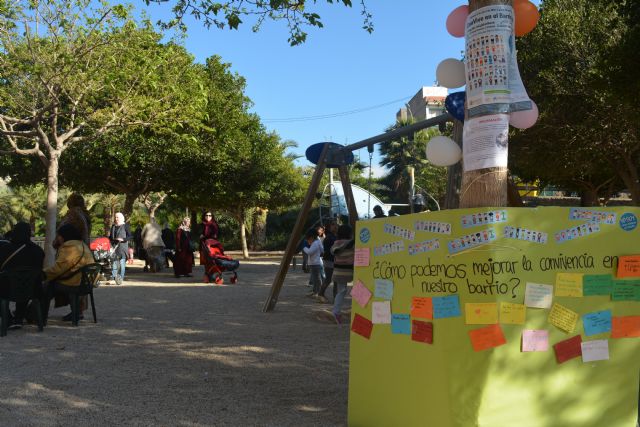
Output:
[
  {"xmin": 460, "ymin": 0, "xmax": 511, "ymax": 209},
  {"xmin": 580, "ymin": 189, "xmax": 600, "ymax": 207},
  {"xmin": 507, "ymin": 175, "xmax": 524, "ymax": 207},
  {"xmin": 250, "ymin": 207, "xmax": 268, "ymax": 251},
  {"xmin": 615, "ymin": 156, "xmax": 640, "ymax": 206},
  {"xmin": 238, "ymin": 209, "xmax": 249, "ymax": 259},
  {"xmin": 123, "ymin": 193, "xmax": 136, "ymax": 220},
  {"xmin": 44, "ymin": 154, "xmax": 60, "ymax": 267}
]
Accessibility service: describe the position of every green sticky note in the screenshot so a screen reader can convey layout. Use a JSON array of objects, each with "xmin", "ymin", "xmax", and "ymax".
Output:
[
  {"xmin": 611, "ymin": 280, "xmax": 640, "ymax": 301},
  {"xmin": 583, "ymin": 274, "xmax": 613, "ymax": 296}
]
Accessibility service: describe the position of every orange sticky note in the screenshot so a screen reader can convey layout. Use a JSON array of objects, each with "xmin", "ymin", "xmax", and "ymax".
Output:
[
  {"xmin": 617, "ymin": 255, "xmax": 640, "ymax": 278},
  {"xmin": 611, "ymin": 316, "xmax": 640, "ymax": 338},
  {"xmin": 410, "ymin": 297, "xmax": 433, "ymax": 319},
  {"xmin": 468, "ymin": 324, "xmax": 507, "ymax": 352},
  {"xmin": 465, "ymin": 302, "xmax": 498, "ymax": 324}
]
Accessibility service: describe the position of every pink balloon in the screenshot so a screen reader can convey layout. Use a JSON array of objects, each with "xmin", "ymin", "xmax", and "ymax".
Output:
[
  {"xmin": 509, "ymin": 101, "xmax": 539, "ymax": 129},
  {"xmin": 446, "ymin": 5, "xmax": 469, "ymax": 38}
]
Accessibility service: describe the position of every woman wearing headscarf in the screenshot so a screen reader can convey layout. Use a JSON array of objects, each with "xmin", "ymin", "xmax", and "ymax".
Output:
[
  {"xmin": 199, "ymin": 211, "xmax": 219, "ymax": 266},
  {"xmin": 0, "ymin": 222, "xmax": 45, "ymax": 328},
  {"xmin": 174, "ymin": 217, "xmax": 194, "ymax": 278},
  {"xmin": 108, "ymin": 212, "xmax": 131, "ymax": 285},
  {"xmin": 42, "ymin": 224, "xmax": 95, "ymax": 322}
]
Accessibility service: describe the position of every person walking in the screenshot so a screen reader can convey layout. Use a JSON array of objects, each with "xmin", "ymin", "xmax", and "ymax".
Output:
[
  {"xmin": 303, "ymin": 228, "xmax": 323, "ymax": 297},
  {"xmin": 317, "ymin": 221, "xmax": 338, "ymax": 303},
  {"xmin": 174, "ymin": 217, "xmax": 194, "ymax": 278},
  {"xmin": 141, "ymin": 218, "xmax": 165, "ymax": 272},
  {"xmin": 108, "ymin": 212, "xmax": 131, "ymax": 285}
]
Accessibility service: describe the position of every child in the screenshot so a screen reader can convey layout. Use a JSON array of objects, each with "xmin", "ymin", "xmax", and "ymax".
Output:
[
  {"xmin": 329, "ymin": 225, "xmax": 355, "ymax": 324},
  {"xmin": 303, "ymin": 228, "xmax": 323, "ymax": 297}
]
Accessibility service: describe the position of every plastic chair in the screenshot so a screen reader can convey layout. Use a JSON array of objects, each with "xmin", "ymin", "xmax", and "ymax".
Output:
[
  {"xmin": 0, "ymin": 267, "xmax": 45, "ymax": 337},
  {"xmin": 67, "ymin": 263, "xmax": 101, "ymax": 327}
]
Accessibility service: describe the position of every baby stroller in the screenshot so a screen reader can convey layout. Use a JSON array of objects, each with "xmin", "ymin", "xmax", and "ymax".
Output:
[
  {"xmin": 90, "ymin": 237, "xmax": 113, "ymax": 285},
  {"xmin": 201, "ymin": 239, "xmax": 239, "ymax": 284}
]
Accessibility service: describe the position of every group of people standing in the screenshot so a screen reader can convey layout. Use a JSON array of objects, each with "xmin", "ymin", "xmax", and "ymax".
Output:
[{"xmin": 302, "ymin": 220, "xmax": 355, "ymax": 324}]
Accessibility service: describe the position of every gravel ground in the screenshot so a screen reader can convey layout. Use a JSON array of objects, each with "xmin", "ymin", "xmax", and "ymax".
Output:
[{"xmin": 0, "ymin": 256, "xmax": 349, "ymax": 427}]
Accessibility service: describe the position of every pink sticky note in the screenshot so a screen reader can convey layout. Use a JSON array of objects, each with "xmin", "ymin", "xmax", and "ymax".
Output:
[
  {"xmin": 522, "ymin": 329, "xmax": 549, "ymax": 352},
  {"xmin": 354, "ymin": 248, "xmax": 370, "ymax": 267},
  {"xmin": 351, "ymin": 280, "xmax": 372, "ymax": 308}
]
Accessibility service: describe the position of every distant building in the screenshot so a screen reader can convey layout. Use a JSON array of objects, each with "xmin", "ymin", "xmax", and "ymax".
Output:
[{"xmin": 396, "ymin": 86, "xmax": 447, "ymax": 122}]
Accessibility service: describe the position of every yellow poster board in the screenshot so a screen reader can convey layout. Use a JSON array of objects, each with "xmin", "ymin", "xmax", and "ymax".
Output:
[{"xmin": 348, "ymin": 207, "xmax": 639, "ymax": 427}]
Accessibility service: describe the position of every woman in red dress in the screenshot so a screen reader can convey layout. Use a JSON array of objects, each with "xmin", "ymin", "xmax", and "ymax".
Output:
[
  {"xmin": 199, "ymin": 211, "xmax": 219, "ymax": 265},
  {"xmin": 173, "ymin": 217, "xmax": 194, "ymax": 278}
]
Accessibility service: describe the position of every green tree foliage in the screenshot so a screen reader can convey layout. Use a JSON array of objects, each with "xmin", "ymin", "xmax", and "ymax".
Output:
[
  {"xmin": 511, "ymin": 0, "xmax": 640, "ymax": 205},
  {"xmin": 147, "ymin": 0, "xmax": 373, "ymax": 46},
  {"xmin": 378, "ymin": 121, "xmax": 447, "ymax": 209},
  {"xmin": 0, "ymin": 0, "xmax": 206, "ymax": 263}
]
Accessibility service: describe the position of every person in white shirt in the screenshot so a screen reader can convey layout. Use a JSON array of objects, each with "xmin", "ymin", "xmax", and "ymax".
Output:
[{"xmin": 303, "ymin": 228, "xmax": 324, "ymax": 297}]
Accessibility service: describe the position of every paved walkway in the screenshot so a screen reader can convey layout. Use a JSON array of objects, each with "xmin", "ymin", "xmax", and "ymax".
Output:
[{"xmin": 0, "ymin": 257, "xmax": 349, "ymax": 426}]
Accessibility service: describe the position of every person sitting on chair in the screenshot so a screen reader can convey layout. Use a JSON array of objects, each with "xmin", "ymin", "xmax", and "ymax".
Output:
[
  {"xmin": 42, "ymin": 224, "xmax": 95, "ymax": 322},
  {"xmin": 0, "ymin": 222, "xmax": 45, "ymax": 328}
]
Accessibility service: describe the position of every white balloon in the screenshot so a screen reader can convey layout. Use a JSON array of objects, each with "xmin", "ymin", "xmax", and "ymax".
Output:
[
  {"xmin": 436, "ymin": 58, "xmax": 466, "ymax": 89},
  {"xmin": 509, "ymin": 100, "xmax": 539, "ymax": 129},
  {"xmin": 426, "ymin": 136, "xmax": 462, "ymax": 167}
]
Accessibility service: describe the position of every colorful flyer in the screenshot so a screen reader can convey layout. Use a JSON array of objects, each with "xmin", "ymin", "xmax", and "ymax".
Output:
[
  {"xmin": 548, "ymin": 303, "xmax": 579, "ymax": 333},
  {"xmin": 391, "ymin": 314, "xmax": 411, "ymax": 335},
  {"xmin": 522, "ymin": 330, "xmax": 549, "ymax": 352},
  {"xmin": 461, "ymin": 210, "xmax": 507, "ymax": 228},
  {"xmin": 553, "ymin": 335, "xmax": 582, "ymax": 364},
  {"xmin": 468, "ymin": 324, "xmax": 507, "ymax": 352},
  {"xmin": 354, "ymin": 248, "xmax": 370, "ymax": 267},
  {"xmin": 374, "ymin": 279, "xmax": 394, "ymax": 300},
  {"xmin": 611, "ymin": 316, "xmax": 640, "ymax": 338},
  {"xmin": 502, "ymin": 226, "xmax": 548, "ymax": 244},
  {"xmin": 433, "ymin": 295, "xmax": 461, "ymax": 319},
  {"xmin": 581, "ymin": 340, "xmax": 609, "ymax": 363},
  {"xmin": 465, "ymin": 302, "xmax": 498, "ymax": 324},
  {"xmin": 414, "ymin": 220, "xmax": 451, "ymax": 235},
  {"xmin": 383, "ymin": 223, "xmax": 415, "ymax": 241},
  {"xmin": 351, "ymin": 314, "xmax": 373, "ymax": 339},
  {"xmin": 411, "ymin": 320, "xmax": 434, "ymax": 344},
  {"xmin": 372, "ymin": 301, "xmax": 392, "ymax": 324},
  {"xmin": 582, "ymin": 274, "xmax": 613, "ymax": 296},
  {"xmin": 447, "ymin": 228, "xmax": 497, "ymax": 254},
  {"xmin": 524, "ymin": 282, "xmax": 553, "ymax": 309},
  {"xmin": 410, "ymin": 297, "xmax": 433, "ymax": 320},
  {"xmin": 569, "ymin": 208, "xmax": 616, "ymax": 224},
  {"xmin": 499, "ymin": 302, "xmax": 526, "ymax": 325},
  {"xmin": 554, "ymin": 221, "xmax": 600, "ymax": 243},
  {"xmin": 408, "ymin": 239, "xmax": 440, "ymax": 255},
  {"xmin": 351, "ymin": 280, "xmax": 372, "ymax": 308},
  {"xmin": 616, "ymin": 255, "xmax": 640, "ymax": 278},
  {"xmin": 555, "ymin": 273, "xmax": 583, "ymax": 297},
  {"xmin": 582, "ymin": 310, "xmax": 612, "ymax": 336},
  {"xmin": 373, "ymin": 240, "xmax": 405, "ymax": 256}
]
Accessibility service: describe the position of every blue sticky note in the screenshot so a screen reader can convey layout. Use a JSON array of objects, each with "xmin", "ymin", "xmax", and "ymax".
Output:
[
  {"xmin": 582, "ymin": 310, "xmax": 612, "ymax": 336},
  {"xmin": 391, "ymin": 314, "xmax": 411, "ymax": 335},
  {"xmin": 374, "ymin": 279, "xmax": 394, "ymax": 300},
  {"xmin": 433, "ymin": 295, "xmax": 461, "ymax": 319}
]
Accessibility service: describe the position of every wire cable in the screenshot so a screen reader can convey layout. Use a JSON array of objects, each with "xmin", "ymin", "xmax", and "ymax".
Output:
[{"xmin": 263, "ymin": 94, "xmax": 413, "ymax": 123}]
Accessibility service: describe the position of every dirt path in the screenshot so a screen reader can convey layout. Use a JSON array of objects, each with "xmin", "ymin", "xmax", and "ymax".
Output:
[{"xmin": 0, "ymin": 257, "xmax": 350, "ymax": 426}]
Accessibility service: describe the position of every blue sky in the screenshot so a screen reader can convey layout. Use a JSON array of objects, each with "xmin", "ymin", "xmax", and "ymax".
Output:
[{"xmin": 143, "ymin": 1, "xmax": 538, "ymax": 176}]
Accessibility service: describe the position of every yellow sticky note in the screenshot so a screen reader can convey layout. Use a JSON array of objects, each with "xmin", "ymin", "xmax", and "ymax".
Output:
[
  {"xmin": 499, "ymin": 302, "xmax": 526, "ymax": 325},
  {"xmin": 465, "ymin": 303, "xmax": 498, "ymax": 325},
  {"xmin": 548, "ymin": 303, "xmax": 579, "ymax": 333},
  {"xmin": 555, "ymin": 273, "xmax": 583, "ymax": 297}
]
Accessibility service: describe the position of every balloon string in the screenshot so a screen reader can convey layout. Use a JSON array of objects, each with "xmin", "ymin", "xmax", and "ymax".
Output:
[{"xmin": 459, "ymin": 170, "xmax": 507, "ymax": 202}]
